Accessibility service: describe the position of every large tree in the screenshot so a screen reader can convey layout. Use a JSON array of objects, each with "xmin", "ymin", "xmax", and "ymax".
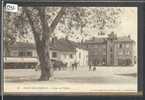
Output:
[{"xmin": 4, "ymin": 7, "xmax": 123, "ymax": 80}]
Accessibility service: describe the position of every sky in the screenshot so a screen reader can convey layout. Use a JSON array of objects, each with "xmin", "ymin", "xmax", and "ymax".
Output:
[
  {"xmin": 17, "ymin": 7, "xmax": 137, "ymax": 43},
  {"xmin": 112, "ymin": 7, "xmax": 137, "ymax": 41}
]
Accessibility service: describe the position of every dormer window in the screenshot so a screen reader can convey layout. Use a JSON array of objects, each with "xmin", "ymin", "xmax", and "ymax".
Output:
[
  {"xmin": 27, "ymin": 52, "xmax": 32, "ymax": 57},
  {"xmin": 52, "ymin": 52, "xmax": 57, "ymax": 58}
]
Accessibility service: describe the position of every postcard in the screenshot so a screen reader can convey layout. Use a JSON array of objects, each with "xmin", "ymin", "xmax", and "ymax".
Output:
[{"xmin": 2, "ymin": 2, "xmax": 139, "ymax": 95}]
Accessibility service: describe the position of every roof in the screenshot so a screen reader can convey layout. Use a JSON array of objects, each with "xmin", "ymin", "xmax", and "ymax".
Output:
[
  {"xmin": 114, "ymin": 36, "xmax": 135, "ymax": 42},
  {"xmin": 84, "ymin": 36, "xmax": 135, "ymax": 44},
  {"xmin": 85, "ymin": 38, "xmax": 106, "ymax": 44},
  {"xmin": 11, "ymin": 39, "xmax": 76, "ymax": 52},
  {"xmin": 49, "ymin": 39, "xmax": 76, "ymax": 52},
  {"xmin": 10, "ymin": 42, "xmax": 35, "ymax": 49}
]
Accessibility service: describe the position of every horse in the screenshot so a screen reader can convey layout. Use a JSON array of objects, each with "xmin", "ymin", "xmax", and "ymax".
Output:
[{"xmin": 51, "ymin": 60, "xmax": 67, "ymax": 71}]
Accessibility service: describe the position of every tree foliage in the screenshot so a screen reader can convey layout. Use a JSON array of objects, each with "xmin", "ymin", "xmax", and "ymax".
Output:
[
  {"xmin": 4, "ymin": 12, "xmax": 18, "ymax": 56},
  {"xmin": 13, "ymin": 7, "xmax": 123, "ymax": 41},
  {"xmin": 4, "ymin": 7, "xmax": 123, "ymax": 80}
]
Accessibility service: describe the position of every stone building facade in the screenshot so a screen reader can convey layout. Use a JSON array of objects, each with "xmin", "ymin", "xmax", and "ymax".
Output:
[
  {"xmin": 85, "ymin": 32, "xmax": 136, "ymax": 66},
  {"xmin": 4, "ymin": 38, "xmax": 88, "ymax": 68}
]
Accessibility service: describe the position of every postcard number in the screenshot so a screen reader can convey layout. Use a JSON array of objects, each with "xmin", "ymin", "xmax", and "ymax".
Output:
[{"xmin": 6, "ymin": 3, "xmax": 18, "ymax": 12}]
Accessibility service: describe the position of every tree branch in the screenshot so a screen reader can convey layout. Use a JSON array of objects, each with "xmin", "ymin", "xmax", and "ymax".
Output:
[
  {"xmin": 23, "ymin": 8, "xmax": 43, "ymax": 59},
  {"xmin": 23, "ymin": 8, "xmax": 41, "ymax": 42},
  {"xmin": 49, "ymin": 7, "xmax": 66, "ymax": 33},
  {"xmin": 37, "ymin": 7, "xmax": 49, "ymax": 40}
]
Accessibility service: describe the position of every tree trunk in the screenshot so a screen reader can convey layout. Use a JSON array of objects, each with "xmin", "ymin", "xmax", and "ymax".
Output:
[
  {"xmin": 36, "ymin": 39, "xmax": 53, "ymax": 81},
  {"xmin": 35, "ymin": 8, "xmax": 53, "ymax": 81},
  {"xmin": 23, "ymin": 7, "xmax": 65, "ymax": 81}
]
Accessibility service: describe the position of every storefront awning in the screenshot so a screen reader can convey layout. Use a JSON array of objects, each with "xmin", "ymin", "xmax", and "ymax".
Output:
[{"xmin": 4, "ymin": 57, "xmax": 38, "ymax": 63}]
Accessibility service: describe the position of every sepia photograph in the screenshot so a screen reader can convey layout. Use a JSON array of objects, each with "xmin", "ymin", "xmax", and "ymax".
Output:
[{"xmin": 3, "ymin": 6, "xmax": 138, "ymax": 94}]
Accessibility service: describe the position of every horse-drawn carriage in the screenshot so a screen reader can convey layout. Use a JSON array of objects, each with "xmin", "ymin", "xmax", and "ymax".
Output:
[
  {"xmin": 35, "ymin": 59, "xmax": 68, "ymax": 71},
  {"xmin": 51, "ymin": 59, "xmax": 68, "ymax": 71},
  {"xmin": 51, "ymin": 59, "xmax": 79, "ymax": 71},
  {"xmin": 35, "ymin": 59, "xmax": 79, "ymax": 71}
]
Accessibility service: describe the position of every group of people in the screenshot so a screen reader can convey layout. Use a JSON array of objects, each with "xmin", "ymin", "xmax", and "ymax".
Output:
[
  {"xmin": 34, "ymin": 60, "xmax": 99, "ymax": 71},
  {"xmin": 35, "ymin": 60, "xmax": 79, "ymax": 71},
  {"xmin": 89, "ymin": 65, "xmax": 96, "ymax": 71},
  {"xmin": 51, "ymin": 60, "xmax": 68, "ymax": 71},
  {"xmin": 51, "ymin": 60, "xmax": 80, "ymax": 71},
  {"xmin": 88, "ymin": 60, "xmax": 97, "ymax": 71}
]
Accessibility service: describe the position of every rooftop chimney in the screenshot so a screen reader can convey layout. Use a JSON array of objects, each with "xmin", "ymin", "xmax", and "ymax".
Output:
[
  {"xmin": 51, "ymin": 37, "xmax": 57, "ymax": 44},
  {"xmin": 128, "ymin": 35, "xmax": 131, "ymax": 39}
]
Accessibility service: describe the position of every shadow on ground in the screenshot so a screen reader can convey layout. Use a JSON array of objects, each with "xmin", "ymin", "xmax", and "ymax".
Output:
[
  {"xmin": 5, "ymin": 75, "xmax": 136, "ymax": 84},
  {"xmin": 116, "ymin": 73, "xmax": 137, "ymax": 77}
]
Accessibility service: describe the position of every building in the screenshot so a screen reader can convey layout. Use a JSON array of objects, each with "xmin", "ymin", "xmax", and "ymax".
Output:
[
  {"xmin": 4, "ymin": 42, "xmax": 38, "ymax": 69},
  {"xmin": 4, "ymin": 38, "xmax": 88, "ymax": 68},
  {"xmin": 84, "ymin": 32, "xmax": 136, "ymax": 66},
  {"xmin": 68, "ymin": 41, "xmax": 88, "ymax": 66}
]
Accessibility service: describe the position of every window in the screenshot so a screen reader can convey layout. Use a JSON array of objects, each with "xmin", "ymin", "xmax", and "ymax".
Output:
[
  {"xmin": 110, "ymin": 48, "xmax": 113, "ymax": 52},
  {"xmin": 70, "ymin": 54, "xmax": 73, "ymax": 59},
  {"xmin": 134, "ymin": 56, "xmax": 136, "ymax": 64},
  {"xmin": 52, "ymin": 52, "xmax": 57, "ymax": 58},
  {"xmin": 18, "ymin": 52, "xmax": 25, "ymax": 56},
  {"xmin": 119, "ymin": 44, "xmax": 123, "ymax": 48},
  {"xmin": 110, "ymin": 54, "xmax": 113, "ymax": 59},
  {"xmin": 27, "ymin": 52, "xmax": 32, "ymax": 57},
  {"xmin": 11, "ymin": 51, "xmax": 17, "ymax": 56}
]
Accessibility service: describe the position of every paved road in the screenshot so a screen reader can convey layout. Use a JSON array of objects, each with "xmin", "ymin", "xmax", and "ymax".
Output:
[{"xmin": 4, "ymin": 66, "xmax": 137, "ymax": 92}]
